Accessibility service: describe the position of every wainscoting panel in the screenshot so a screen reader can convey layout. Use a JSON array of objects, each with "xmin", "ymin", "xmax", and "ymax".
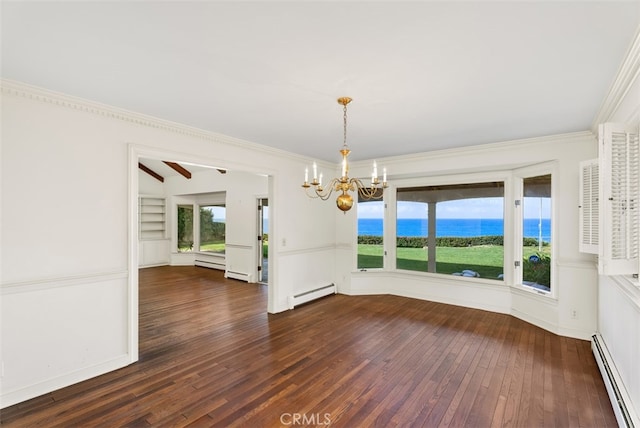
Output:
[
  {"xmin": 598, "ymin": 275, "xmax": 640, "ymax": 426},
  {"xmin": 1, "ymin": 271, "xmax": 132, "ymax": 408}
]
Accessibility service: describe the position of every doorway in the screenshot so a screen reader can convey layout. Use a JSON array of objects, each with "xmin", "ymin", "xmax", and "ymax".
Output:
[{"xmin": 257, "ymin": 198, "xmax": 269, "ymax": 284}]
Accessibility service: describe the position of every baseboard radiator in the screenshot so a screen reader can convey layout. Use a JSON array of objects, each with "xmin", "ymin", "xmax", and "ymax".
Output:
[
  {"xmin": 225, "ymin": 270, "xmax": 250, "ymax": 282},
  {"xmin": 288, "ymin": 284, "xmax": 336, "ymax": 309},
  {"xmin": 592, "ymin": 333, "xmax": 638, "ymax": 428},
  {"xmin": 194, "ymin": 258, "xmax": 225, "ymax": 271}
]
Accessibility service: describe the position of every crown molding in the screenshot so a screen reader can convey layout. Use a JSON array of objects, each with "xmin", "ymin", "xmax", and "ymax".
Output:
[
  {"xmin": 592, "ymin": 27, "xmax": 640, "ymax": 127},
  {"xmin": 1, "ymin": 78, "xmax": 601, "ymax": 172},
  {"xmin": 1, "ymin": 79, "xmax": 310, "ymax": 164},
  {"xmin": 350, "ymin": 130, "xmax": 595, "ymax": 169}
]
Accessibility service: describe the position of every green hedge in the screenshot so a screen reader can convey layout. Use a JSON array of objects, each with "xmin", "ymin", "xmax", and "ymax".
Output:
[{"xmin": 358, "ymin": 235, "xmax": 548, "ymax": 248}]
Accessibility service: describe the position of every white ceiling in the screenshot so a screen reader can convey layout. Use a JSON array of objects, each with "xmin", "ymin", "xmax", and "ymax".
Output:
[{"xmin": 2, "ymin": 2, "xmax": 639, "ymax": 163}]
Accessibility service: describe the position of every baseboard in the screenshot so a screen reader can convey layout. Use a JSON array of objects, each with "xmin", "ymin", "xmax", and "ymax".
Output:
[
  {"xmin": 592, "ymin": 333, "xmax": 639, "ymax": 428},
  {"xmin": 1, "ymin": 354, "xmax": 133, "ymax": 409},
  {"xmin": 194, "ymin": 259, "xmax": 225, "ymax": 270},
  {"xmin": 225, "ymin": 271, "xmax": 251, "ymax": 282}
]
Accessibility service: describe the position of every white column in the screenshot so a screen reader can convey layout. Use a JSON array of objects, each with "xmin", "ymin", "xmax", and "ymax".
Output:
[{"xmin": 428, "ymin": 202, "xmax": 437, "ymax": 272}]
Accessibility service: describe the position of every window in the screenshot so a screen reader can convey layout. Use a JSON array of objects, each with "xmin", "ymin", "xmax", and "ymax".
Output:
[
  {"xmin": 177, "ymin": 205, "xmax": 194, "ymax": 252},
  {"xmin": 357, "ymin": 200, "xmax": 384, "ymax": 269},
  {"xmin": 199, "ymin": 205, "xmax": 226, "ymax": 253},
  {"xmin": 396, "ymin": 182, "xmax": 505, "ymax": 280},
  {"xmin": 521, "ymin": 175, "xmax": 552, "ymax": 292},
  {"xmin": 522, "ymin": 174, "xmax": 551, "ymax": 291}
]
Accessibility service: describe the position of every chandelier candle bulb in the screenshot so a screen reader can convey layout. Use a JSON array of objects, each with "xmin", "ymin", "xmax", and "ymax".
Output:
[
  {"xmin": 383, "ymin": 167, "xmax": 387, "ymax": 184},
  {"xmin": 313, "ymin": 162, "xmax": 318, "ymax": 180},
  {"xmin": 304, "ymin": 167, "xmax": 308, "ymax": 183}
]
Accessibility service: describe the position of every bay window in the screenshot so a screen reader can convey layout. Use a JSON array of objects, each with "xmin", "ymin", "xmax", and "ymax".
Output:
[{"xmin": 396, "ymin": 182, "xmax": 505, "ymax": 280}]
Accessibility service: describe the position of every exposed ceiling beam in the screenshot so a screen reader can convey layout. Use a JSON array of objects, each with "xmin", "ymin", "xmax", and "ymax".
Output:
[
  {"xmin": 163, "ymin": 161, "xmax": 192, "ymax": 179},
  {"xmin": 138, "ymin": 162, "xmax": 164, "ymax": 182}
]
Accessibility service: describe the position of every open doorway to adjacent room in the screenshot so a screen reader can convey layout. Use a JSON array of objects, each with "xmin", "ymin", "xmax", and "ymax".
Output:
[{"xmin": 257, "ymin": 197, "xmax": 269, "ymax": 284}]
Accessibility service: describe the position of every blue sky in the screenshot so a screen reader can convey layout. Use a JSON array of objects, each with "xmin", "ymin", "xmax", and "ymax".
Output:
[
  {"xmin": 202, "ymin": 205, "xmax": 226, "ymax": 221},
  {"xmin": 359, "ymin": 198, "xmax": 551, "ymax": 219}
]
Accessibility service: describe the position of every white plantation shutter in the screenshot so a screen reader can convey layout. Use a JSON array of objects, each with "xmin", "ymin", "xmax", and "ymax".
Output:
[
  {"xmin": 599, "ymin": 123, "xmax": 640, "ymax": 275},
  {"xmin": 579, "ymin": 159, "xmax": 599, "ymax": 254}
]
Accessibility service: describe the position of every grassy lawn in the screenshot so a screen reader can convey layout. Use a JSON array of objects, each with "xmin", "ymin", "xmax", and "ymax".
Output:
[
  {"xmin": 199, "ymin": 241, "xmax": 226, "ymax": 253},
  {"xmin": 358, "ymin": 244, "xmax": 550, "ymax": 281}
]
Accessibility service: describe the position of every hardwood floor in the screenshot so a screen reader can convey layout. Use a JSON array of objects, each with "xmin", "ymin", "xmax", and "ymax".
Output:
[{"xmin": 1, "ymin": 266, "xmax": 616, "ymax": 427}]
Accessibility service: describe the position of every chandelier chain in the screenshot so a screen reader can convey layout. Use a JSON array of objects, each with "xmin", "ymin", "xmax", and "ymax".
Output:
[
  {"xmin": 343, "ymin": 103, "xmax": 348, "ymax": 149},
  {"xmin": 301, "ymin": 96, "xmax": 387, "ymax": 212}
]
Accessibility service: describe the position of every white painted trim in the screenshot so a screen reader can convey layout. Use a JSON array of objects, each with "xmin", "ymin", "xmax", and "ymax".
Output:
[
  {"xmin": 348, "ymin": 271, "xmax": 511, "ymax": 313},
  {"xmin": 592, "ymin": 333, "xmax": 640, "ymax": 427},
  {"xmin": 393, "ymin": 288, "xmax": 510, "ymax": 315},
  {"xmin": 510, "ymin": 285, "xmax": 558, "ymax": 304},
  {"xmin": 226, "ymin": 243, "xmax": 253, "ymax": 249},
  {"xmin": 1, "ymin": 270, "xmax": 128, "ymax": 295},
  {"xmin": 277, "ymin": 244, "xmax": 337, "ymax": 256},
  {"xmin": 128, "ymin": 145, "xmax": 140, "ymax": 363},
  {"xmin": 350, "ymin": 131, "xmax": 594, "ymax": 171},
  {"xmin": 0, "ymin": 79, "xmax": 311, "ymax": 165},
  {"xmin": 509, "ymin": 307, "xmax": 557, "ymax": 335},
  {"xmin": 1, "ymin": 354, "xmax": 132, "ymax": 409},
  {"xmin": 610, "ymin": 275, "xmax": 640, "ymax": 312},
  {"xmin": 592, "ymin": 28, "xmax": 640, "ymax": 128}
]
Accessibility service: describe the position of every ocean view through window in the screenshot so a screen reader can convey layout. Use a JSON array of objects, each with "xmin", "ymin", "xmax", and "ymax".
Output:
[
  {"xmin": 358, "ymin": 218, "xmax": 550, "ymax": 241},
  {"xmin": 395, "ymin": 182, "xmax": 506, "ymax": 279},
  {"xmin": 521, "ymin": 174, "xmax": 552, "ymax": 291},
  {"xmin": 357, "ymin": 200, "xmax": 384, "ymax": 269}
]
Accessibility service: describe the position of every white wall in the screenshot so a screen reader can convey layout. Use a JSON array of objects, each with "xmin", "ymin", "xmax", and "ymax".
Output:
[
  {"xmin": 0, "ymin": 80, "xmax": 336, "ymax": 407},
  {"xmin": 341, "ymin": 131, "xmax": 599, "ymax": 340},
  {"xmin": 139, "ymin": 168, "xmax": 165, "ymax": 195},
  {"xmin": 163, "ymin": 169, "xmax": 269, "ymax": 280},
  {"xmin": 595, "ymin": 29, "xmax": 640, "ymax": 423}
]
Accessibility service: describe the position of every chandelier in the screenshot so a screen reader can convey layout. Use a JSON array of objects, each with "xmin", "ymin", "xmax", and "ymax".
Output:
[{"xmin": 302, "ymin": 97, "xmax": 388, "ymax": 212}]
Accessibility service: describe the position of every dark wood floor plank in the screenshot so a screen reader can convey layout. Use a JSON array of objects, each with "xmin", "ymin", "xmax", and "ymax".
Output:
[{"xmin": 0, "ymin": 266, "xmax": 617, "ymax": 427}]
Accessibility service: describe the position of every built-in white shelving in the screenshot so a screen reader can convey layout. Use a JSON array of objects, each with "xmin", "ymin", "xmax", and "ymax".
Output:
[{"xmin": 139, "ymin": 196, "xmax": 166, "ymax": 240}]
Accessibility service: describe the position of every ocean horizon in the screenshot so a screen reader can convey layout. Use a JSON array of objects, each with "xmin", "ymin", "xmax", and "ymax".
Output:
[
  {"xmin": 263, "ymin": 218, "xmax": 551, "ymax": 242},
  {"xmin": 359, "ymin": 218, "xmax": 551, "ymax": 242}
]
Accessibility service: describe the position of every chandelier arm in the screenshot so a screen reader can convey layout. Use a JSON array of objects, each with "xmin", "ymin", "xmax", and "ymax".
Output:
[
  {"xmin": 303, "ymin": 178, "xmax": 341, "ymax": 201},
  {"xmin": 352, "ymin": 178, "xmax": 385, "ymax": 200},
  {"xmin": 315, "ymin": 185, "xmax": 335, "ymax": 201}
]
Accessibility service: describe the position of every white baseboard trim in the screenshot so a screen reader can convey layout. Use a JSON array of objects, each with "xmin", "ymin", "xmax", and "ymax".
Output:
[
  {"xmin": 1, "ymin": 354, "xmax": 133, "ymax": 409},
  {"xmin": 592, "ymin": 333, "xmax": 639, "ymax": 428}
]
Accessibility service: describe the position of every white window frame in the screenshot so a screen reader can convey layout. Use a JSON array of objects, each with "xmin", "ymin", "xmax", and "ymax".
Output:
[
  {"xmin": 388, "ymin": 171, "xmax": 510, "ymax": 284},
  {"xmin": 512, "ymin": 162, "xmax": 557, "ymax": 299}
]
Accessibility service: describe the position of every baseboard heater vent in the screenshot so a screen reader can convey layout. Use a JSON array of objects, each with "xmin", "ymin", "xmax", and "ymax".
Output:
[
  {"xmin": 592, "ymin": 333, "xmax": 638, "ymax": 428},
  {"xmin": 225, "ymin": 271, "xmax": 250, "ymax": 282},
  {"xmin": 288, "ymin": 284, "xmax": 336, "ymax": 309},
  {"xmin": 194, "ymin": 259, "xmax": 225, "ymax": 271}
]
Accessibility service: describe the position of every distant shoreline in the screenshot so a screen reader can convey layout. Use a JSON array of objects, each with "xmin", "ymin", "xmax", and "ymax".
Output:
[{"xmin": 358, "ymin": 218, "xmax": 551, "ymax": 241}]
